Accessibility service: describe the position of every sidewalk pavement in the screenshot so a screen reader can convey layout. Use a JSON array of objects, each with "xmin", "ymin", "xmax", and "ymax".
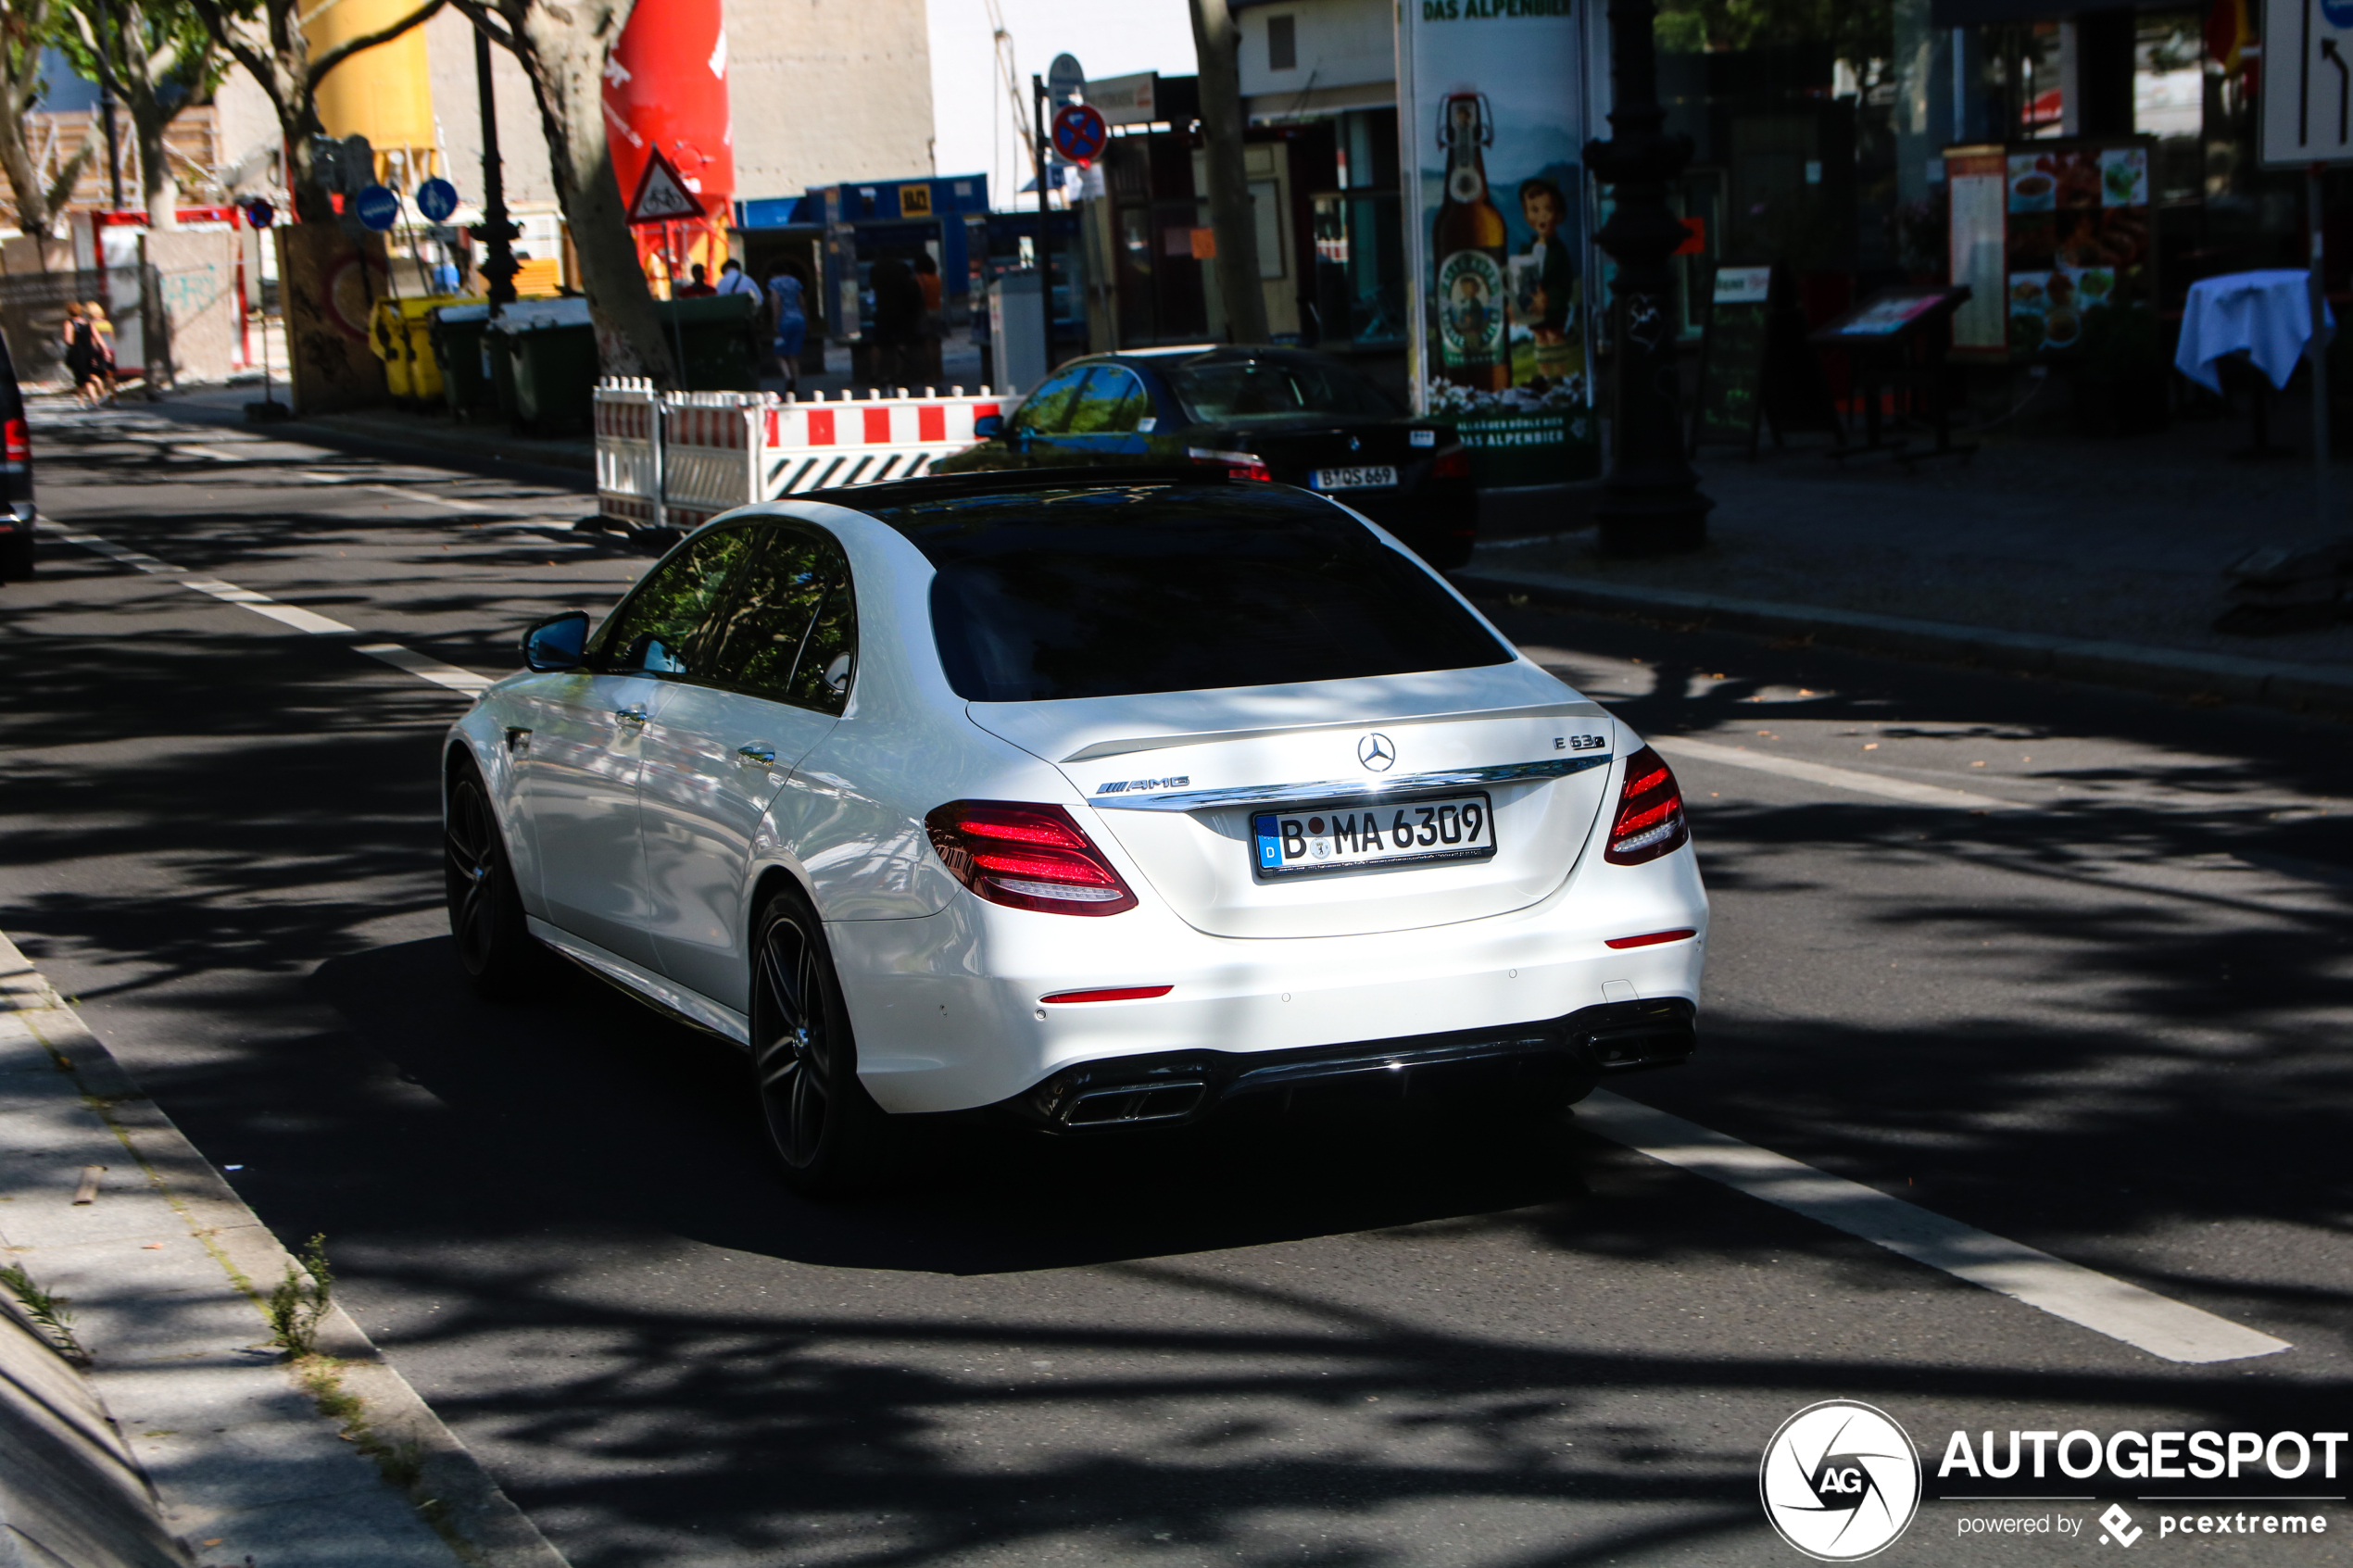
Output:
[
  {"xmin": 0, "ymin": 932, "xmax": 566, "ymax": 1568},
  {"xmin": 1461, "ymin": 407, "xmax": 2353, "ymax": 717}
]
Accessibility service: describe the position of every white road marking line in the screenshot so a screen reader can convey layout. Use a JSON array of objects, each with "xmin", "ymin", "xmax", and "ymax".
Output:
[
  {"xmin": 352, "ymin": 642, "xmax": 495, "ymax": 694},
  {"xmin": 1651, "ymin": 734, "xmax": 2024, "ymax": 811},
  {"xmin": 1578, "ymin": 1090, "xmax": 2290, "ymax": 1364},
  {"xmin": 47, "ymin": 523, "xmax": 496, "ymax": 696},
  {"xmin": 365, "ymin": 483, "xmax": 485, "ymax": 511},
  {"xmin": 172, "ymin": 444, "xmax": 260, "ymax": 464}
]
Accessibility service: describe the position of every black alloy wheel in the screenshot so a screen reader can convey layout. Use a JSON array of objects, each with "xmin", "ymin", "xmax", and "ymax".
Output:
[
  {"xmin": 749, "ymin": 889, "xmax": 891, "ymax": 1196},
  {"xmin": 0, "ymin": 534, "xmax": 32, "ymax": 582},
  {"xmin": 444, "ymin": 761, "xmax": 536, "ymax": 997}
]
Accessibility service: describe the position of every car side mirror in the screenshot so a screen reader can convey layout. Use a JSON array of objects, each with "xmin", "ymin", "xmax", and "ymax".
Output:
[
  {"xmin": 972, "ymin": 414, "xmax": 1004, "ymax": 440},
  {"xmin": 522, "ymin": 609, "xmax": 590, "ymax": 671},
  {"xmin": 823, "ymin": 652, "xmax": 853, "ymax": 693}
]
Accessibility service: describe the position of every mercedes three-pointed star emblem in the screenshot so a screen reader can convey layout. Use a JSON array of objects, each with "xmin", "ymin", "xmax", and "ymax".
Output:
[{"xmin": 1357, "ymin": 732, "xmax": 1396, "ymax": 771}]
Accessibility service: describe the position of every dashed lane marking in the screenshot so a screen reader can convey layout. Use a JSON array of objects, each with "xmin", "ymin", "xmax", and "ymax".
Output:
[
  {"xmin": 1651, "ymin": 733, "xmax": 2025, "ymax": 811},
  {"xmin": 364, "ymin": 482, "xmax": 485, "ymax": 511},
  {"xmin": 49, "ymin": 523, "xmax": 496, "ymax": 696},
  {"xmin": 1578, "ymin": 1090, "xmax": 2290, "ymax": 1364}
]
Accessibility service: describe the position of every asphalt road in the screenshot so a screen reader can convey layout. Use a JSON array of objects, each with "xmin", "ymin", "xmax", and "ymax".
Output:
[{"xmin": 5, "ymin": 402, "xmax": 2348, "ymax": 1568}]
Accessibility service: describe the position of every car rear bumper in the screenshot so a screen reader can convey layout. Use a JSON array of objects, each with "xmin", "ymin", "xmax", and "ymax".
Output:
[
  {"xmin": 826, "ymin": 842, "xmax": 1706, "ymax": 1116},
  {"xmin": 996, "ymin": 997, "xmax": 1694, "ymax": 1132}
]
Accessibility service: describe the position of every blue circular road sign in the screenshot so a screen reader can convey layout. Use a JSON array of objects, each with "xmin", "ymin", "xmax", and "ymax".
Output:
[
  {"xmin": 354, "ymin": 183, "xmax": 401, "ymax": 232},
  {"xmin": 243, "ymin": 198, "xmax": 275, "ymax": 230},
  {"xmin": 1051, "ymin": 104, "xmax": 1109, "ymax": 166},
  {"xmin": 414, "ymin": 176, "xmax": 459, "ymax": 223}
]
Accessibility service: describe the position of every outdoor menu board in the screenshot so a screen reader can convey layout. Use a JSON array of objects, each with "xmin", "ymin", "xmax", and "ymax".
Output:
[
  {"xmin": 1944, "ymin": 148, "xmax": 2007, "ymax": 359},
  {"xmin": 1692, "ymin": 264, "xmax": 1775, "ymax": 448},
  {"xmin": 1942, "ymin": 135, "xmax": 2156, "ymax": 363}
]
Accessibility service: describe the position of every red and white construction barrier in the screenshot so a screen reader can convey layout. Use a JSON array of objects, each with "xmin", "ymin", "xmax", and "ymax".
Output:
[{"xmin": 595, "ymin": 381, "xmax": 1005, "ymax": 531}]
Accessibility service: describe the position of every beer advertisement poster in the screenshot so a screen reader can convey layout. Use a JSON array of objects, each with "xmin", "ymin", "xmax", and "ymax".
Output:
[{"xmin": 1400, "ymin": 0, "xmax": 1597, "ymax": 484}]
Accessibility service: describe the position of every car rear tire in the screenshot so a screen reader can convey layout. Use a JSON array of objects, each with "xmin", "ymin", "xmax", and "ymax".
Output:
[
  {"xmin": 0, "ymin": 535, "xmax": 32, "ymax": 583},
  {"xmin": 444, "ymin": 759, "xmax": 539, "ymax": 998},
  {"xmin": 749, "ymin": 886, "xmax": 895, "ymax": 1198}
]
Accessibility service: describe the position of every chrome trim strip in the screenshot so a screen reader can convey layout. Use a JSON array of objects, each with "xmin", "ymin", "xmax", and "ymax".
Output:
[
  {"xmin": 525, "ymin": 917, "xmax": 751, "ymax": 1045},
  {"xmin": 1086, "ymin": 753, "xmax": 1613, "ymax": 811},
  {"xmin": 1051, "ymin": 699, "xmax": 1609, "ymax": 763}
]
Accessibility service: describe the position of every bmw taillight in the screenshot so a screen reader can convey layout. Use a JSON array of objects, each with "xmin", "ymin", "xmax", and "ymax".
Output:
[
  {"xmin": 925, "ymin": 801, "xmax": 1139, "ymax": 916},
  {"xmin": 1186, "ymin": 446, "xmax": 1272, "ymax": 483},
  {"xmin": 1430, "ymin": 445, "xmax": 1472, "ymax": 481},
  {"xmin": 2, "ymin": 419, "xmax": 27, "ymax": 466},
  {"xmin": 1604, "ymin": 746, "xmax": 1690, "ymax": 866}
]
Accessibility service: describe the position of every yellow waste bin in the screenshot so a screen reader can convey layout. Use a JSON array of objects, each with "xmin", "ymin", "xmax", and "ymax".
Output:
[{"xmin": 371, "ymin": 294, "xmax": 481, "ymax": 407}]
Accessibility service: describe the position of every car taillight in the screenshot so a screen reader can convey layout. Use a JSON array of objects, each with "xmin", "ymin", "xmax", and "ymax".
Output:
[
  {"xmin": 1430, "ymin": 445, "xmax": 1471, "ymax": 481},
  {"xmin": 925, "ymin": 801, "xmax": 1140, "ymax": 916},
  {"xmin": 2, "ymin": 419, "xmax": 27, "ymax": 465},
  {"xmin": 1186, "ymin": 446, "xmax": 1272, "ymax": 483},
  {"xmin": 1604, "ymin": 746, "xmax": 1690, "ymax": 866}
]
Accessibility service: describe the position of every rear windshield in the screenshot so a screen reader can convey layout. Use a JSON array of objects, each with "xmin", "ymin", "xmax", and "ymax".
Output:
[
  {"xmin": 874, "ymin": 483, "xmax": 1512, "ymax": 702},
  {"xmin": 1165, "ymin": 357, "xmax": 1401, "ymax": 424}
]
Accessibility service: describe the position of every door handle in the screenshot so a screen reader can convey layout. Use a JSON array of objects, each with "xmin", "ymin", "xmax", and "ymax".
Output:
[
  {"xmin": 736, "ymin": 744, "xmax": 776, "ymax": 765},
  {"xmin": 614, "ymin": 708, "xmax": 648, "ymax": 726}
]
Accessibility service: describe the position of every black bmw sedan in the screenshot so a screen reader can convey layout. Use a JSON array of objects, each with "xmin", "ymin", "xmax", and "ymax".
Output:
[{"xmin": 930, "ymin": 345, "xmax": 1477, "ymax": 569}]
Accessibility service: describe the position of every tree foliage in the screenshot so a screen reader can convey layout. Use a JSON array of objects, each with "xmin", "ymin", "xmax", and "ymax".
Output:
[
  {"xmin": 0, "ymin": 0, "xmax": 96, "ymax": 236},
  {"xmin": 1655, "ymin": 0, "xmax": 1894, "ymax": 65},
  {"xmin": 52, "ymin": 0, "xmax": 224, "ymax": 227}
]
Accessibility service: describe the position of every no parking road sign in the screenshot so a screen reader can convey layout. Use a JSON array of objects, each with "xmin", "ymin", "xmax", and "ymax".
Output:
[
  {"xmin": 1051, "ymin": 104, "xmax": 1109, "ymax": 167},
  {"xmin": 2261, "ymin": 0, "xmax": 2353, "ymax": 163}
]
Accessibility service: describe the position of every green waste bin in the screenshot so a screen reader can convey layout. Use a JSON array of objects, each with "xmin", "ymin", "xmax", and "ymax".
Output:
[
  {"xmin": 656, "ymin": 293, "xmax": 761, "ymax": 391},
  {"xmin": 431, "ymin": 304, "xmax": 497, "ymax": 420},
  {"xmin": 490, "ymin": 297, "xmax": 598, "ymax": 435}
]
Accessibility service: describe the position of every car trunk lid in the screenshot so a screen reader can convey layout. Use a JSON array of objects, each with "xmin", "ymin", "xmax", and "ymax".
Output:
[{"xmin": 967, "ymin": 662, "xmax": 1617, "ymax": 938}]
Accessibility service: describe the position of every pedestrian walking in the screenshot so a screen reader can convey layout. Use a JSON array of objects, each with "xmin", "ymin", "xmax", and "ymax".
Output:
[
  {"xmin": 68, "ymin": 303, "xmax": 118, "ymax": 406},
  {"xmin": 60, "ymin": 302, "xmax": 91, "ymax": 397},
  {"xmin": 912, "ymin": 253, "xmax": 945, "ymax": 383},
  {"xmin": 767, "ymin": 266, "xmax": 808, "ymax": 394},
  {"xmin": 869, "ymin": 257, "xmax": 924, "ymax": 388},
  {"xmin": 677, "ymin": 263, "xmax": 716, "ymax": 298}
]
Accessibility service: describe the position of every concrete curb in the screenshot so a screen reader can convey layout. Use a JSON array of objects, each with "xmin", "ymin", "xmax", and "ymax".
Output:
[
  {"xmin": 1453, "ymin": 564, "xmax": 2353, "ymax": 718},
  {"xmin": 0, "ymin": 934, "xmax": 567, "ymax": 1568}
]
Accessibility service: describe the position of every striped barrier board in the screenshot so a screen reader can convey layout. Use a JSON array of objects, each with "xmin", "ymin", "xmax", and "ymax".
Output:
[
  {"xmin": 594, "ymin": 381, "xmax": 1006, "ymax": 532},
  {"xmin": 594, "ymin": 379, "xmax": 662, "ymax": 528}
]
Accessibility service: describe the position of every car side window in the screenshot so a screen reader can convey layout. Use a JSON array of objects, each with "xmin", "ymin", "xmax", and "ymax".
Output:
[
  {"xmin": 786, "ymin": 576, "xmax": 857, "ymax": 715},
  {"xmin": 1063, "ymin": 367, "xmax": 1151, "ymax": 433},
  {"xmin": 699, "ymin": 527, "xmax": 857, "ymax": 714},
  {"xmin": 1006, "ymin": 365, "xmax": 1093, "ymax": 435},
  {"xmin": 593, "ymin": 527, "xmax": 756, "ymax": 677}
]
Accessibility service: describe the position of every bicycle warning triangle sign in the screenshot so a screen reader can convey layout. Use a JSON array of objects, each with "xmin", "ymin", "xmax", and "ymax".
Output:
[{"xmin": 627, "ymin": 149, "xmax": 704, "ymax": 225}]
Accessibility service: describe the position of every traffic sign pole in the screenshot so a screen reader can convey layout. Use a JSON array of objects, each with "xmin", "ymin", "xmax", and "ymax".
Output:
[{"xmin": 1034, "ymin": 73, "xmax": 1053, "ymax": 385}]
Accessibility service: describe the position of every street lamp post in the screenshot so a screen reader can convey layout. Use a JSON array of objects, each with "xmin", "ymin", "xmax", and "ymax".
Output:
[
  {"xmin": 1583, "ymin": 0, "xmax": 1711, "ymax": 556},
  {"xmin": 472, "ymin": 28, "xmax": 520, "ymax": 311}
]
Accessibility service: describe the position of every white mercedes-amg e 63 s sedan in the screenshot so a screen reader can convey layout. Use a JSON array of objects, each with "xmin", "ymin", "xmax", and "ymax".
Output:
[{"xmin": 443, "ymin": 470, "xmax": 1706, "ymax": 1194}]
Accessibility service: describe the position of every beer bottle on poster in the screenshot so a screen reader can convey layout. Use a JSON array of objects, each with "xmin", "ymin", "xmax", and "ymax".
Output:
[{"xmin": 1433, "ymin": 93, "xmax": 1509, "ymax": 391}]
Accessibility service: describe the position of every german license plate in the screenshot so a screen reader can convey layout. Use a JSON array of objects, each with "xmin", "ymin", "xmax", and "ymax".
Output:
[
  {"xmin": 1251, "ymin": 794, "xmax": 1496, "ymax": 879},
  {"xmin": 1311, "ymin": 464, "xmax": 1398, "ymax": 490}
]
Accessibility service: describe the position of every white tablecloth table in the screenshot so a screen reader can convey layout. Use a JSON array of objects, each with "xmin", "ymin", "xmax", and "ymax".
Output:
[{"xmin": 2175, "ymin": 270, "xmax": 2335, "ymax": 393}]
